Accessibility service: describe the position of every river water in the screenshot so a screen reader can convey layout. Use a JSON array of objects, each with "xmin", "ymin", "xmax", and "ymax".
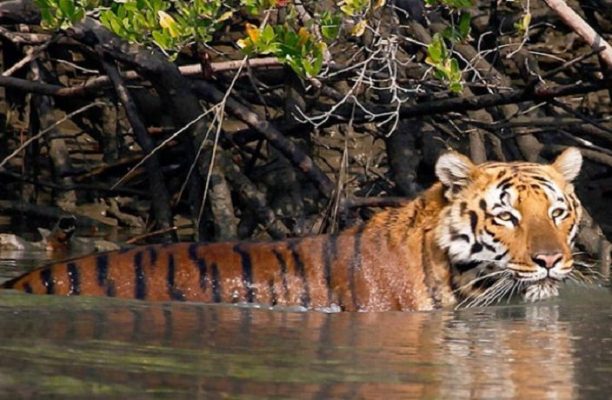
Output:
[{"xmin": 0, "ymin": 256, "xmax": 610, "ymax": 399}]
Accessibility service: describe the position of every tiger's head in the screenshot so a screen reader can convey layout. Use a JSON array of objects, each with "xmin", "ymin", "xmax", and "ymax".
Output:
[{"xmin": 434, "ymin": 148, "xmax": 583, "ymax": 306}]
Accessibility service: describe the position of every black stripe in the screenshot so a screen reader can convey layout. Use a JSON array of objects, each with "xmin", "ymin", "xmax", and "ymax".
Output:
[
  {"xmin": 234, "ymin": 244, "xmax": 255, "ymax": 303},
  {"xmin": 494, "ymin": 249, "xmax": 509, "ymax": 260},
  {"xmin": 479, "ymin": 199, "xmax": 487, "ymax": 211},
  {"xmin": 322, "ymin": 235, "xmax": 338, "ymax": 304},
  {"xmin": 188, "ymin": 243, "xmax": 208, "ymax": 291},
  {"xmin": 67, "ymin": 262, "xmax": 81, "ymax": 295},
  {"xmin": 147, "ymin": 246, "xmax": 158, "ymax": 266},
  {"xmin": 496, "ymin": 176, "xmax": 513, "ymax": 189},
  {"xmin": 211, "ymin": 263, "xmax": 221, "ymax": 303},
  {"xmin": 40, "ymin": 268, "xmax": 54, "ymax": 294},
  {"xmin": 289, "ymin": 240, "xmax": 310, "ymax": 308},
  {"xmin": 349, "ymin": 225, "xmax": 366, "ymax": 310},
  {"xmin": 500, "ymin": 191, "xmax": 511, "ymax": 205},
  {"xmin": 23, "ymin": 283, "xmax": 32, "ymax": 293},
  {"xmin": 540, "ymin": 182, "xmax": 556, "ymax": 192},
  {"xmin": 471, "ymin": 242, "xmax": 483, "ymax": 253},
  {"xmin": 96, "ymin": 254, "xmax": 109, "ymax": 287},
  {"xmin": 273, "ymin": 249, "xmax": 290, "ymax": 300},
  {"xmin": 484, "ymin": 227, "xmax": 497, "ymax": 238},
  {"xmin": 454, "ymin": 261, "xmax": 480, "ymax": 273},
  {"xmin": 451, "ymin": 233, "xmax": 470, "ymax": 243},
  {"xmin": 469, "ymin": 210, "xmax": 478, "ymax": 233},
  {"xmin": 532, "ymin": 175, "xmax": 551, "ymax": 183},
  {"xmin": 134, "ymin": 251, "xmax": 146, "ymax": 300},
  {"xmin": 268, "ymin": 279, "xmax": 278, "ymax": 306},
  {"xmin": 167, "ymin": 253, "xmax": 185, "ymax": 301},
  {"xmin": 482, "ymin": 241, "xmax": 497, "ymax": 252}
]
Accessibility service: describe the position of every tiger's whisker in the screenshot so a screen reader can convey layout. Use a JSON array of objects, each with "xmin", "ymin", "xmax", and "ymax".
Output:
[
  {"xmin": 452, "ymin": 269, "xmax": 510, "ymax": 294},
  {"xmin": 462, "ymin": 277, "xmax": 511, "ymax": 308}
]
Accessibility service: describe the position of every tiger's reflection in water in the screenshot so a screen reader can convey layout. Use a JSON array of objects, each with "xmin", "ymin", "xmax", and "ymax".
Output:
[{"xmin": 0, "ymin": 297, "xmax": 575, "ymax": 399}]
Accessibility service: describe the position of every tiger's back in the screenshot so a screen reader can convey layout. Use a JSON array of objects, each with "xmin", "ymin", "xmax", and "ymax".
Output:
[{"xmin": 3, "ymin": 184, "xmax": 450, "ymax": 311}]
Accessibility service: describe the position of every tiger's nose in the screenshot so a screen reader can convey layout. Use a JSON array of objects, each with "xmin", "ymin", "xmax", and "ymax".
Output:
[{"xmin": 531, "ymin": 253, "xmax": 563, "ymax": 269}]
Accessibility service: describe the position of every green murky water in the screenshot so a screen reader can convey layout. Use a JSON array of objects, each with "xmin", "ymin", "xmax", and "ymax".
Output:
[{"xmin": 0, "ymin": 259, "xmax": 610, "ymax": 399}]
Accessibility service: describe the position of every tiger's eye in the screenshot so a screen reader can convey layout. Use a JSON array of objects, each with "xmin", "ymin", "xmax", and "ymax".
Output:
[
  {"xmin": 497, "ymin": 212, "xmax": 514, "ymax": 221},
  {"xmin": 551, "ymin": 208, "xmax": 565, "ymax": 218}
]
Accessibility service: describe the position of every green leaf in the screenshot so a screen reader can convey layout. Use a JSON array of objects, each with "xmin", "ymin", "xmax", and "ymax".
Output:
[
  {"xmin": 433, "ymin": 69, "xmax": 448, "ymax": 81},
  {"xmin": 73, "ymin": 8, "xmax": 85, "ymax": 22},
  {"xmin": 449, "ymin": 58, "xmax": 461, "ymax": 80},
  {"xmin": 261, "ymin": 24, "xmax": 275, "ymax": 44},
  {"xmin": 427, "ymin": 34, "xmax": 447, "ymax": 63},
  {"xmin": 58, "ymin": 0, "xmax": 75, "ymax": 16},
  {"xmin": 458, "ymin": 12, "xmax": 471, "ymax": 40},
  {"xmin": 108, "ymin": 15, "xmax": 124, "ymax": 35},
  {"xmin": 320, "ymin": 11, "xmax": 341, "ymax": 41},
  {"xmin": 152, "ymin": 30, "xmax": 171, "ymax": 49},
  {"xmin": 302, "ymin": 58, "xmax": 316, "ymax": 77},
  {"xmin": 449, "ymin": 81, "xmax": 463, "ymax": 93}
]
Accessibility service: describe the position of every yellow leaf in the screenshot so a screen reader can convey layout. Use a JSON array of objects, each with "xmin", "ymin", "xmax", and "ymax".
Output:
[
  {"xmin": 298, "ymin": 27, "xmax": 310, "ymax": 46},
  {"xmin": 157, "ymin": 10, "xmax": 179, "ymax": 38},
  {"xmin": 217, "ymin": 11, "xmax": 234, "ymax": 23},
  {"xmin": 522, "ymin": 13, "xmax": 531, "ymax": 31},
  {"xmin": 374, "ymin": 0, "xmax": 386, "ymax": 10},
  {"xmin": 351, "ymin": 20, "xmax": 367, "ymax": 37},
  {"xmin": 236, "ymin": 38, "xmax": 250, "ymax": 49},
  {"xmin": 245, "ymin": 23, "xmax": 260, "ymax": 42}
]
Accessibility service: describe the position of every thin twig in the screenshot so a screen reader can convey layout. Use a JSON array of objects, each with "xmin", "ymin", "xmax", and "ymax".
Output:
[{"xmin": 0, "ymin": 101, "xmax": 105, "ymax": 169}]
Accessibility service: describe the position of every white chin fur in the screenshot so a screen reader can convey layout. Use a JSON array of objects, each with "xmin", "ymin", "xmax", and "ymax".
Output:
[{"xmin": 523, "ymin": 281, "xmax": 560, "ymax": 302}]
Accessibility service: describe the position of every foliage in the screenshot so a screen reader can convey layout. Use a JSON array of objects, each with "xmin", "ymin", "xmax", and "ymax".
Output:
[
  {"xmin": 99, "ymin": 0, "xmax": 231, "ymax": 56},
  {"xmin": 34, "ymin": 0, "xmax": 475, "ymax": 89},
  {"xmin": 426, "ymin": 33, "xmax": 463, "ymax": 93},
  {"xmin": 237, "ymin": 23, "xmax": 330, "ymax": 78},
  {"xmin": 424, "ymin": 0, "xmax": 473, "ymax": 9},
  {"xmin": 35, "ymin": 0, "xmax": 94, "ymax": 29},
  {"xmin": 424, "ymin": 3, "xmax": 473, "ymax": 93}
]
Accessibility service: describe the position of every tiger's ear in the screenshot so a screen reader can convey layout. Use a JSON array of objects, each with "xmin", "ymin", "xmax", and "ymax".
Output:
[
  {"xmin": 552, "ymin": 147, "xmax": 582, "ymax": 182},
  {"xmin": 435, "ymin": 151, "xmax": 475, "ymax": 188}
]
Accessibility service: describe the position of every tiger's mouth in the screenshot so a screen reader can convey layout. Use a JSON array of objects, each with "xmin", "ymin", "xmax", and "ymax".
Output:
[
  {"xmin": 506, "ymin": 261, "xmax": 573, "ymax": 282},
  {"xmin": 506, "ymin": 262, "xmax": 573, "ymax": 302}
]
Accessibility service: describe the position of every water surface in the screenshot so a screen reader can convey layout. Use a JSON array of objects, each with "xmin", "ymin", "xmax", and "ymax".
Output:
[{"xmin": 0, "ymin": 264, "xmax": 610, "ymax": 399}]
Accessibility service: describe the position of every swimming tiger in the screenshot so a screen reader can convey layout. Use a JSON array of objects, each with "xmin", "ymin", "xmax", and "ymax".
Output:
[{"xmin": 1, "ymin": 148, "xmax": 583, "ymax": 311}]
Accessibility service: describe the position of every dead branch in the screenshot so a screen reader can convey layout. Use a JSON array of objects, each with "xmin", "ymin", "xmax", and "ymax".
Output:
[{"xmin": 543, "ymin": 0, "xmax": 612, "ymax": 69}]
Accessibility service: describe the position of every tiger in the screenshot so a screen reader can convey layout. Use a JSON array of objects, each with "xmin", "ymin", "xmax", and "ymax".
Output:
[{"xmin": 0, "ymin": 148, "xmax": 583, "ymax": 311}]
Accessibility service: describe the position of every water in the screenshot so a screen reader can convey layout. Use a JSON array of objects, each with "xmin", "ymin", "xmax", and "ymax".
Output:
[{"xmin": 0, "ymin": 262, "xmax": 610, "ymax": 399}]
